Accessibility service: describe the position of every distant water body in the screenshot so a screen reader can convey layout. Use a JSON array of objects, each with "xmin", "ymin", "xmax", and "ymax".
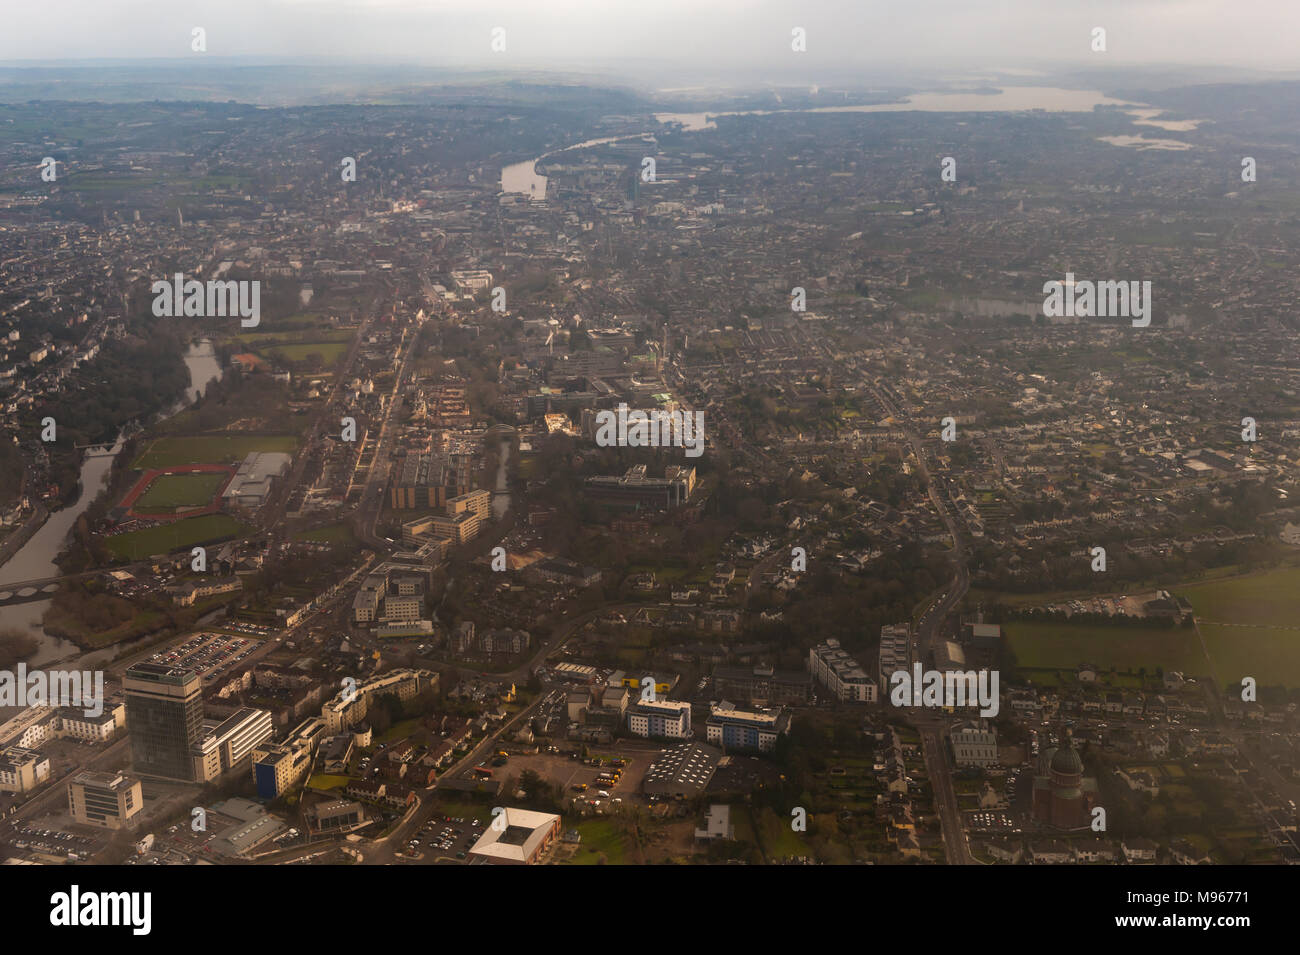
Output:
[
  {"xmin": 654, "ymin": 86, "xmax": 1145, "ymax": 131},
  {"xmin": 502, "ymin": 87, "xmax": 1197, "ymax": 196}
]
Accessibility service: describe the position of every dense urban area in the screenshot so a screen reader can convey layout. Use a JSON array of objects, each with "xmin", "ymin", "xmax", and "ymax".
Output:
[{"xmin": 3, "ymin": 65, "xmax": 1300, "ymax": 868}]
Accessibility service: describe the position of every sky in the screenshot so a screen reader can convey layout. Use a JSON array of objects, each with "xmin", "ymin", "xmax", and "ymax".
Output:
[{"xmin": 2, "ymin": 0, "xmax": 1299, "ymax": 73}]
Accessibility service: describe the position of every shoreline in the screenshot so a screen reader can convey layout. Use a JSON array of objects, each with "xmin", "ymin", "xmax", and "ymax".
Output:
[{"xmin": 0, "ymin": 500, "xmax": 50, "ymax": 582}]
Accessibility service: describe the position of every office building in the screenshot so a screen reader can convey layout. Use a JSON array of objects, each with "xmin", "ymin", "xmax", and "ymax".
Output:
[
  {"xmin": 0, "ymin": 746, "xmax": 50, "ymax": 793},
  {"xmin": 124, "ymin": 663, "xmax": 205, "ymax": 781},
  {"xmin": 446, "ymin": 489, "xmax": 491, "ymax": 521},
  {"xmin": 584, "ymin": 464, "xmax": 695, "ymax": 510},
  {"xmin": 467, "ymin": 808, "xmax": 560, "ymax": 865},
  {"xmin": 67, "ymin": 771, "xmax": 143, "ymax": 829},
  {"xmin": 192, "ymin": 707, "xmax": 274, "ymax": 782},
  {"xmin": 251, "ymin": 718, "xmax": 324, "ymax": 800}
]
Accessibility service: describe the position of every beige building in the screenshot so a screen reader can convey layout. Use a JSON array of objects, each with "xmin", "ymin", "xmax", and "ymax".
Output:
[
  {"xmin": 321, "ymin": 669, "xmax": 438, "ymax": 734},
  {"xmin": 68, "ymin": 771, "xmax": 143, "ymax": 829},
  {"xmin": 192, "ymin": 708, "xmax": 274, "ymax": 782},
  {"xmin": 468, "ymin": 807, "xmax": 560, "ymax": 864},
  {"xmin": 446, "ymin": 489, "xmax": 491, "ymax": 520},
  {"xmin": 0, "ymin": 746, "xmax": 50, "ymax": 793}
]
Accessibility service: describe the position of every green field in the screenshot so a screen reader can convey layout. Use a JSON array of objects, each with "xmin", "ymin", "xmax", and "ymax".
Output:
[
  {"xmin": 134, "ymin": 435, "xmax": 298, "ymax": 468},
  {"xmin": 133, "ymin": 471, "xmax": 228, "ymax": 512},
  {"xmin": 259, "ymin": 342, "xmax": 348, "ymax": 364},
  {"xmin": 1004, "ymin": 620, "xmax": 1205, "ymax": 675},
  {"xmin": 1200, "ymin": 623, "xmax": 1300, "ymax": 688},
  {"xmin": 565, "ymin": 819, "xmax": 628, "ymax": 865},
  {"xmin": 106, "ymin": 514, "xmax": 251, "ymax": 559},
  {"xmin": 295, "ymin": 523, "xmax": 354, "ymax": 544},
  {"xmin": 1175, "ymin": 567, "xmax": 1300, "ymax": 628}
]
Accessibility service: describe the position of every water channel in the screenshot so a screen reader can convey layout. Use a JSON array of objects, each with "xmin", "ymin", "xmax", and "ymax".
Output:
[{"xmin": 0, "ymin": 340, "xmax": 222, "ymax": 667}]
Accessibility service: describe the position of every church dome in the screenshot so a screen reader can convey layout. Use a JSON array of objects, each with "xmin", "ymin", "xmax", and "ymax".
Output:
[{"xmin": 1050, "ymin": 737, "xmax": 1083, "ymax": 776}]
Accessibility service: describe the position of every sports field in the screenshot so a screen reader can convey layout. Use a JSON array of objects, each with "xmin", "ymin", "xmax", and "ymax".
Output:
[
  {"xmin": 1174, "ymin": 566, "xmax": 1300, "ymax": 628},
  {"xmin": 133, "ymin": 471, "xmax": 228, "ymax": 512},
  {"xmin": 1004, "ymin": 620, "xmax": 1206, "ymax": 675},
  {"xmin": 134, "ymin": 435, "xmax": 298, "ymax": 469},
  {"xmin": 1200, "ymin": 623, "xmax": 1300, "ymax": 688},
  {"xmin": 106, "ymin": 514, "xmax": 250, "ymax": 559}
]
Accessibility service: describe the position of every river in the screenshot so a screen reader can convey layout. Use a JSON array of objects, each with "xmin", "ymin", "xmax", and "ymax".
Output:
[
  {"xmin": 501, "ymin": 86, "xmax": 1201, "ymax": 197},
  {"xmin": 0, "ymin": 339, "xmax": 222, "ymax": 668}
]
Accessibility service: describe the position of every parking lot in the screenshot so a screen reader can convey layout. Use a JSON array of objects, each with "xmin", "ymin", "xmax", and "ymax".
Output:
[
  {"xmin": 146, "ymin": 630, "xmax": 261, "ymax": 683},
  {"xmin": 402, "ymin": 814, "xmax": 485, "ymax": 862},
  {"xmin": 494, "ymin": 745, "xmax": 653, "ymax": 814},
  {"xmin": 9, "ymin": 822, "xmax": 100, "ymax": 860}
]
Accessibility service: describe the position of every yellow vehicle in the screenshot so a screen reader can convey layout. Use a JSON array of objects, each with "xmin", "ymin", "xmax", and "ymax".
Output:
[{"xmin": 495, "ymin": 750, "xmax": 509, "ymax": 758}]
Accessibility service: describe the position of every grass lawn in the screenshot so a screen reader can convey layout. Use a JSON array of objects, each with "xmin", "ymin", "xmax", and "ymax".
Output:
[
  {"xmin": 752, "ymin": 806, "xmax": 807, "ymax": 860},
  {"xmin": 133, "ymin": 471, "xmax": 228, "ymax": 511},
  {"xmin": 134, "ymin": 434, "xmax": 298, "ymax": 468},
  {"xmin": 565, "ymin": 818, "xmax": 628, "ymax": 865},
  {"xmin": 259, "ymin": 341, "xmax": 348, "ymax": 364},
  {"xmin": 1004, "ymin": 620, "xmax": 1205, "ymax": 675},
  {"xmin": 295, "ymin": 523, "xmax": 355, "ymax": 544},
  {"xmin": 377, "ymin": 718, "xmax": 420, "ymax": 744},
  {"xmin": 1199, "ymin": 623, "xmax": 1300, "ymax": 689},
  {"xmin": 1176, "ymin": 567, "xmax": 1300, "ymax": 628},
  {"xmin": 307, "ymin": 774, "xmax": 350, "ymax": 791},
  {"xmin": 105, "ymin": 514, "xmax": 251, "ymax": 559}
]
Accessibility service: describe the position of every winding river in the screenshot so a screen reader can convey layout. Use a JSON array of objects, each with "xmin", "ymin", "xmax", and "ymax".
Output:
[{"xmin": 0, "ymin": 340, "xmax": 222, "ymax": 667}]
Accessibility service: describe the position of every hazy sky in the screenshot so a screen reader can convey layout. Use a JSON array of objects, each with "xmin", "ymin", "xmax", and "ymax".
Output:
[{"xmin": 3, "ymin": 0, "xmax": 1299, "ymax": 72}]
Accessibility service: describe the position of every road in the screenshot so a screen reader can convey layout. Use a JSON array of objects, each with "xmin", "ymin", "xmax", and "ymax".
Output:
[
  {"xmin": 867, "ymin": 381, "xmax": 975, "ymax": 865},
  {"xmin": 918, "ymin": 719, "xmax": 974, "ymax": 864}
]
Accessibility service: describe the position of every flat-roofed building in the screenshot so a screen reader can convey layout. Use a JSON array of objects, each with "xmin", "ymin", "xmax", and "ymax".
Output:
[
  {"xmin": 382, "ymin": 594, "xmax": 423, "ymax": 623},
  {"xmin": 712, "ymin": 665, "xmax": 811, "ymax": 706},
  {"xmin": 426, "ymin": 511, "xmax": 483, "ymax": 540},
  {"xmin": 878, "ymin": 623, "xmax": 912, "ymax": 684},
  {"xmin": 641, "ymin": 742, "xmax": 720, "ymax": 798},
  {"xmin": 124, "ymin": 663, "xmax": 205, "ymax": 781},
  {"xmin": 320, "ymin": 668, "xmax": 438, "ymax": 734},
  {"xmin": 307, "ymin": 799, "xmax": 367, "ymax": 833},
  {"xmin": 467, "ymin": 807, "xmax": 560, "ymax": 865},
  {"xmin": 704, "ymin": 704, "xmax": 790, "ymax": 753},
  {"xmin": 353, "ymin": 589, "xmax": 379, "ymax": 623},
  {"xmin": 58, "ymin": 699, "xmax": 126, "ymax": 742},
  {"xmin": 809, "ymin": 639, "xmax": 877, "ymax": 703},
  {"xmin": 584, "ymin": 464, "xmax": 695, "ymax": 510},
  {"xmin": 193, "ymin": 707, "xmax": 274, "ymax": 782},
  {"xmin": 223, "ymin": 451, "xmax": 292, "ymax": 509},
  {"xmin": 952, "ymin": 720, "xmax": 999, "ymax": 768},
  {"xmin": 447, "ymin": 489, "xmax": 491, "ymax": 520},
  {"xmin": 67, "ymin": 771, "xmax": 143, "ymax": 829},
  {"xmin": 252, "ymin": 718, "xmax": 324, "ymax": 799},
  {"xmin": 627, "ymin": 699, "xmax": 692, "ymax": 739},
  {"xmin": 0, "ymin": 746, "xmax": 50, "ymax": 793}
]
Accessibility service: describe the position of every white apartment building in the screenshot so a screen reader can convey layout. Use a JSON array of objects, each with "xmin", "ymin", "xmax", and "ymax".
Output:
[
  {"xmin": 809, "ymin": 639, "xmax": 878, "ymax": 703},
  {"xmin": 627, "ymin": 700, "xmax": 692, "ymax": 739},
  {"xmin": 952, "ymin": 720, "xmax": 999, "ymax": 767}
]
